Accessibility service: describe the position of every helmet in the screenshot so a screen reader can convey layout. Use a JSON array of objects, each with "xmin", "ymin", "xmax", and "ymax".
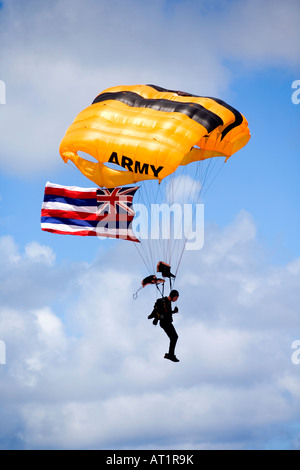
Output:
[{"xmin": 170, "ymin": 289, "xmax": 179, "ymax": 299}]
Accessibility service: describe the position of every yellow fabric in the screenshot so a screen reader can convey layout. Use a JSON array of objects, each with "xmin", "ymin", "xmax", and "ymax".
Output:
[{"xmin": 59, "ymin": 85, "xmax": 250, "ymax": 188}]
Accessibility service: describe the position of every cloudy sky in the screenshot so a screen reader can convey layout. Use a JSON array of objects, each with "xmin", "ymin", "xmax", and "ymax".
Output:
[{"xmin": 0, "ymin": 0, "xmax": 300, "ymax": 450}]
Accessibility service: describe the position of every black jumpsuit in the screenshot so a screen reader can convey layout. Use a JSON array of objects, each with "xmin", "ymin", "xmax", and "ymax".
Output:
[{"xmin": 156, "ymin": 297, "xmax": 178, "ymax": 357}]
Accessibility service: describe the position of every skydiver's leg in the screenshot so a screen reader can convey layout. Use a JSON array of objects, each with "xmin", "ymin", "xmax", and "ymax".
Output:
[
  {"xmin": 160, "ymin": 322, "xmax": 178, "ymax": 356},
  {"xmin": 168, "ymin": 324, "xmax": 178, "ymax": 356}
]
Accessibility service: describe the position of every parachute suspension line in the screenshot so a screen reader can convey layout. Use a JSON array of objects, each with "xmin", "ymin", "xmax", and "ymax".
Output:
[
  {"xmin": 150, "ymin": 180, "xmax": 166, "ymax": 273},
  {"xmin": 133, "ymin": 241, "xmax": 152, "ymax": 276},
  {"xmin": 171, "ymin": 160, "xmax": 202, "ymax": 275},
  {"xmin": 156, "ymin": 281, "xmax": 164, "ymax": 298},
  {"xmin": 166, "ymin": 174, "xmax": 176, "ymax": 266},
  {"xmin": 174, "ymin": 158, "xmax": 221, "ymax": 278},
  {"xmin": 174, "ymin": 168, "xmax": 202, "ymax": 277},
  {"xmin": 133, "ymin": 158, "xmax": 226, "ymax": 285},
  {"xmin": 136, "ymin": 181, "xmax": 157, "ymax": 274},
  {"xmin": 201, "ymin": 159, "xmax": 226, "ymax": 199},
  {"xmin": 154, "ymin": 179, "xmax": 173, "ymax": 271},
  {"xmin": 135, "ymin": 180, "xmax": 156, "ymax": 273},
  {"xmin": 134, "ymin": 178, "xmax": 168, "ymax": 276},
  {"xmin": 155, "ymin": 180, "xmax": 168, "ymax": 268},
  {"xmin": 143, "ymin": 181, "xmax": 157, "ymax": 272},
  {"xmin": 171, "ymin": 162, "xmax": 190, "ymax": 270}
]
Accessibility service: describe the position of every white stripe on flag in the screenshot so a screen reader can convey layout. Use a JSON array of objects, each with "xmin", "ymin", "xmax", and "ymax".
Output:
[
  {"xmin": 45, "ymin": 181, "xmax": 97, "ymax": 192},
  {"xmin": 41, "ymin": 223, "xmax": 96, "ymax": 233},
  {"xmin": 42, "ymin": 201, "xmax": 98, "ymax": 213}
]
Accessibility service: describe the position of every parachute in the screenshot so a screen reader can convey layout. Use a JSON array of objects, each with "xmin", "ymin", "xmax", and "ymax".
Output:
[
  {"xmin": 59, "ymin": 84, "xmax": 251, "ymax": 287},
  {"xmin": 59, "ymin": 84, "xmax": 250, "ymax": 188}
]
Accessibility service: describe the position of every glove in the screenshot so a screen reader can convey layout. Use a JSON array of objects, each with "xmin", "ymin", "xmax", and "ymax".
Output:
[{"xmin": 173, "ymin": 307, "xmax": 178, "ymax": 313}]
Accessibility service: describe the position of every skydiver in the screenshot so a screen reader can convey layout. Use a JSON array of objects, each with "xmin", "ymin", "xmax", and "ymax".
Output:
[{"xmin": 148, "ymin": 290, "xmax": 180, "ymax": 362}]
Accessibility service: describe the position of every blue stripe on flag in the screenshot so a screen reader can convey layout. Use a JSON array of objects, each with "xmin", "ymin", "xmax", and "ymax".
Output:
[{"xmin": 43, "ymin": 194, "xmax": 97, "ymax": 207}]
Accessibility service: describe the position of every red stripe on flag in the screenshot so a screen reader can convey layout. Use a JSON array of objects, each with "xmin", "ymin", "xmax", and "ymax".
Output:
[
  {"xmin": 41, "ymin": 209, "xmax": 135, "ymax": 222},
  {"xmin": 42, "ymin": 227, "xmax": 98, "ymax": 236},
  {"xmin": 44, "ymin": 186, "xmax": 97, "ymax": 200},
  {"xmin": 42, "ymin": 226, "xmax": 139, "ymax": 241}
]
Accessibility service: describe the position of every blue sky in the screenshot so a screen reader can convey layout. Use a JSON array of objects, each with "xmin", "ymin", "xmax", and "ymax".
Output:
[{"xmin": 0, "ymin": 0, "xmax": 299, "ymax": 450}]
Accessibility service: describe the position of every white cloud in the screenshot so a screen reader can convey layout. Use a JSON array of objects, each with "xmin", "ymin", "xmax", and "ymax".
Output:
[
  {"xmin": 201, "ymin": 210, "xmax": 257, "ymax": 265},
  {"xmin": 165, "ymin": 175, "xmax": 202, "ymax": 204},
  {"xmin": 25, "ymin": 241, "xmax": 56, "ymax": 266},
  {"xmin": 33, "ymin": 307, "xmax": 66, "ymax": 349},
  {"xmin": 171, "ymin": 0, "xmax": 300, "ymax": 68},
  {"xmin": 0, "ymin": 211, "xmax": 300, "ymax": 449},
  {"xmin": 217, "ymin": 0, "xmax": 300, "ymax": 67},
  {"xmin": 0, "ymin": 235, "xmax": 21, "ymax": 263}
]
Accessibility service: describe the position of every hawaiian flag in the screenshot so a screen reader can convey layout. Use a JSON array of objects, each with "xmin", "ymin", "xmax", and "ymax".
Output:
[{"xmin": 41, "ymin": 182, "xmax": 139, "ymax": 242}]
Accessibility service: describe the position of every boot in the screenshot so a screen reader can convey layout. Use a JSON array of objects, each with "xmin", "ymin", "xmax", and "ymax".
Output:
[{"xmin": 164, "ymin": 353, "xmax": 180, "ymax": 362}]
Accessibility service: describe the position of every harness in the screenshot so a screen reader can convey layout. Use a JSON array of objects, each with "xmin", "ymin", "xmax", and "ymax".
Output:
[{"xmin": 150, "ymin": 297, "xmax": 171, "ymax": 325}]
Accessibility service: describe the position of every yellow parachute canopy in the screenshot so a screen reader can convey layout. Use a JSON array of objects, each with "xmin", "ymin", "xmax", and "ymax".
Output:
[{"xmin": 59, "ymin": 84, "xmax": 250, "ymax": 188}]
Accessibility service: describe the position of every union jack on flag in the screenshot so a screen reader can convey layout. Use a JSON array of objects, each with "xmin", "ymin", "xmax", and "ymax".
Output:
[
  {"xmin": 96, "ymin": 187, "xmax": 137, "ymax": 217},
  {"xmin": 41, "ymin": 182, "xmax": 139, "ymax": 242}
]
